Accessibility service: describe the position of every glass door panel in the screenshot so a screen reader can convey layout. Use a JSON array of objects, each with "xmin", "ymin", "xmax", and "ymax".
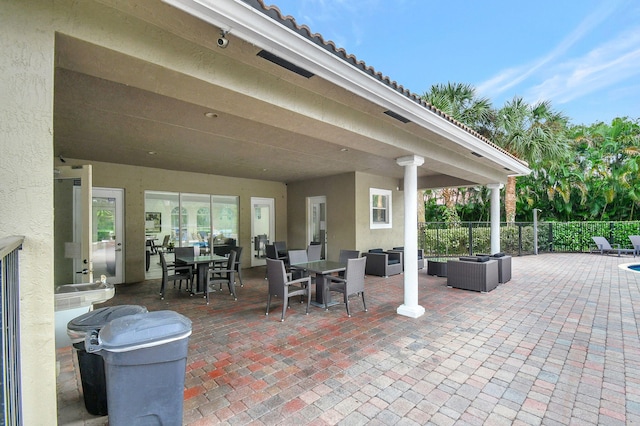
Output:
[
  {"xmin": 251, "ymin": 197, "xmax": 274, "ymax": 267},
  {"xmin": 180, "ymin": 193, "xmax": 211, "ymax": 253},
  {"xmin": 308, "ymin": 196, "xmax": 327, "ymax": 259},
  {"xmin": 92, "ymin": 188, "xmax": 124, "ymax": 284}
]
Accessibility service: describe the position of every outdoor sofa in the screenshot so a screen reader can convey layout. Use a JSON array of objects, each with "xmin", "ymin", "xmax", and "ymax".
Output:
[
  {"xmin": 447, "ymin": 256, "xmax": 499, "ymax": 293},
  {"xmin": 363, "ymin": 249, "xmax": 403, "ymax": 277},
  {"xmin": 388, "ymin": 247, "xmax": 424, "ymax": 270}
]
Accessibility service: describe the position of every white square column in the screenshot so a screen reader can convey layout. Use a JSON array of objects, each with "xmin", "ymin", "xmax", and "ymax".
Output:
[
  {"xmin": 487, "ymin": 183, "xmax": 503, "ymax": 254},
  {"xmin": 396, "ymin": 155, "xmax": 425, "ymax": 318}
]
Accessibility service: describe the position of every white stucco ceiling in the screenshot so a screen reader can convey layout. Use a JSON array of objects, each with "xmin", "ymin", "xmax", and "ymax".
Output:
[{"xmin": 53, "ymin": 0, "xmax": 529, "ymax": 187}]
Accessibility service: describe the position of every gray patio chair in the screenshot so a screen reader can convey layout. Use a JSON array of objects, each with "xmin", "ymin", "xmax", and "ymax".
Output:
[
  {"xmin": 338, "ymin": 249, "xmax": 360, "ymax": 277},
  {"xmin": 307, "ymin": 244, "xmax": 322, "ymax": 261},
  {"xmin": 629, "ymin": 235, "xmax": 640, "ymax": 257},
  {"xmin": 591, "ymin": 236, "xmax": 635, "ymax": 256},
  {"xmin": 287, "ymin": 249, "xmax": 309, "ymax": 280},
  {"xmin": 265, "ymin": 258, "xmax": 311, "ymax": 321},
  {"xmin": 324, "ymin": 256, "xmax": 367, "ymax": 317},
  {"xmin": 159, "ymin": 251, "xmax": 192, "ymax": 299},
  {"xmin": 206, "ymin": 250, "xmax": 237, "ymax": 304}
]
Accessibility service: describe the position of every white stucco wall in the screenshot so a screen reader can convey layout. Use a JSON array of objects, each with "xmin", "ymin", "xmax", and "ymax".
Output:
[{"xmin": 0, "ymin": 1, "xmax": 57, "ymax": 423}]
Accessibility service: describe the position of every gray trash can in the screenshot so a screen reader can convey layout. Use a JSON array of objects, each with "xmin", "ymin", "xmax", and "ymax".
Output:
[
  {"xmin": 67, "ymin": 305, "xmax": 148, "ymax": 416},
  {"xmin": 86, "ymin": 310, "xmax": 192, "ymax": 426}
]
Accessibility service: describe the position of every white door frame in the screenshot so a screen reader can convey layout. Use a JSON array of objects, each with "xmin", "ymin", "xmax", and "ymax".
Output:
[
  {"xmin": 307, "ymin": 196, "xmax": 327, "ymax": 259},
  {"xmin": 250, "ymin": 197, "xmax": 275, "ymax": 267},
  {"xmin": 93, "ymin": 187, "xmax": 125, "ymax": 284}
]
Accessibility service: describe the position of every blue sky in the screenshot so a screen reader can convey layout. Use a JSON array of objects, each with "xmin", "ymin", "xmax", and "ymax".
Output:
[{"xmin": 268, "ymin": 0, "xmax": 640, "ymax": 126}]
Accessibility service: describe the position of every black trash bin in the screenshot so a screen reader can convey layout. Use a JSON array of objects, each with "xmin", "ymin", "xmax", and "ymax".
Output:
[
  {"xmin": 67, "ymin": 305, "xmax": 148, "ymax": 416},
  {"xmin": 86, "ymin": 310, "xmax": 192, "ymax": 426}
]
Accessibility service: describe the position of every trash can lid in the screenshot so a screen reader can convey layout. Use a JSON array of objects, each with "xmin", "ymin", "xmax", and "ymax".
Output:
[
  {"xmin": 97, "ymin": 310, "xmax": 192, "ymax": 352},
  {"xmin": 67, "ymin": 305, "xmax": 148, "ymax": 333}
]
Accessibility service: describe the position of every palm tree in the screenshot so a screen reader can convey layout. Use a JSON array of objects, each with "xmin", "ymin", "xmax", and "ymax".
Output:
[
  {"xmin": 422, "ymin": 83, "xmax": 493, "ymax": 223},
  {"xmin": 423, "ymin": 82, "xmax": 493, "ymax": 136},
  {"xmin": 491, "ymin": 97, "xmax": 570, "ymax": 222}
]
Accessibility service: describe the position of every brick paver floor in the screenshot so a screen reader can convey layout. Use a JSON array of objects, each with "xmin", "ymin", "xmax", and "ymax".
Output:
[{"xmin": 57, "ymin": 253, "xmax": 640, "ymax": 425}]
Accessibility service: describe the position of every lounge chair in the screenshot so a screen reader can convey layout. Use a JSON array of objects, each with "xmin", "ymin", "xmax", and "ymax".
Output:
[
  {"xmin": 591, "ymin": 236, "xmax": 635, "ymax": 256},
  {"xmin": 629, "ymin": 235, "xmax": 640, "ymax": 257}
]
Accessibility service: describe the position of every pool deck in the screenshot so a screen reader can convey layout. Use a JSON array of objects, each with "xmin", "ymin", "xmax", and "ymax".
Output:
[{"xmin": 57, "ymin": 252, "xmax": 640, "ymax": 425}]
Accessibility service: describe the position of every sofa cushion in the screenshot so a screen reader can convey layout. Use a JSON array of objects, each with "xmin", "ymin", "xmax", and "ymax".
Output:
[
  {"xmin": 369, "ymin": 248, "xmax": 384, "ymax": 253},
  {"xmin": 388, "ymin": 259, "xmax": 400, "ymax": 265},
  {"xmin": 492, "ymin": 252, "xmax": 505, "ymax": 258},
  {"xmin": 476, "ymin": 256, "xmax": 491, "ymax": 262},
  {"xmin": 459, "ymin": 256, "xmax": 478, "ymax": 262}
]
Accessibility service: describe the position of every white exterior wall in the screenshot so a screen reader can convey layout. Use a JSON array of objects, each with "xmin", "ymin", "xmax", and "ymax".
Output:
[{"xmin": 0, "ymin": 1, "xmax": 56, "ymax": 423}]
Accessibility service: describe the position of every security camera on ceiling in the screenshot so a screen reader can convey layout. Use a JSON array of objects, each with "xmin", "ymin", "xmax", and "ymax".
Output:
[{"xmin": 217, "ymin": 30, "xmax": 229, "ymax": 48}]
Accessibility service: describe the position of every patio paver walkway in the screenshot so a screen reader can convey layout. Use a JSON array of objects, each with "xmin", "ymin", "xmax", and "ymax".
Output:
[{"xmin": 56, "ymin": 253, "xmax": 640, "ymax": 425}]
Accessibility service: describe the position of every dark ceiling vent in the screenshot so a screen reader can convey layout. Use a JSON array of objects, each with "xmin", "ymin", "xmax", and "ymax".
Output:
[
  {"xmin": 471, "ymin": 151, "xmax": 483, "ymax": 158},
  {"xmin": 383, "ymin": 110, "xmax": 411, "ymax": 123},
  {"xmin": 257, "ymin": 50, "xmax": 314, "ymax": 78},
  {"xmin": 504, "ymin": 167, "xmax": 512, "ymax": 171}
]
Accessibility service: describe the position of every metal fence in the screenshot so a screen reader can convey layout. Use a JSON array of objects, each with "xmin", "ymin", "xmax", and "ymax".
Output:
[
  {"xmin": 1, "ymin": 236, "xmax": 24, "ymax": 426},
  {"xmin": 420, "ymin": 221, "xmax": 640, "ymax": 257}
]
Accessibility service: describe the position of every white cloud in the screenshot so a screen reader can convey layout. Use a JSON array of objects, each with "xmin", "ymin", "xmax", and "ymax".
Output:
[
  {"xmin": 476, "ymin": 2, "xmax": 622, "ymax": 99},
  {"xmin": 527, "ymin": 28, "xmax": 640, "ymax": 105}
]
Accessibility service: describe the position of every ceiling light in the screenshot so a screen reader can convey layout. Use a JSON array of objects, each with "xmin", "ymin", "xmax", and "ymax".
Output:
[
  {"xmin": 340, "ymin": 148, "xmax": 349, "ymax": 152},
  {"xmin": 147, "ymin": 151, "xmax": 157, "ymax": 155},
  {"xmin": 204, "ymin": 112, "xmax": 218, "ymax": 118}
]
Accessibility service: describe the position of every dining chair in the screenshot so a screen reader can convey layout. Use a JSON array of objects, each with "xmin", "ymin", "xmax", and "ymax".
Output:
[
  {"xmin": 233, "ymin": 246, "xmax": 244, "ymax": 286},
  {"xmin": 174, "ymin": 246, "xmax": 198, "ymax": 279},
  {"xmin": 338, "ymin": 249, "xmax": 360, "ymax": 277},
  {"xmin": 265, "ymin": 244, "xmax": 287, "ymax": 278},
  {"xmin": 274, "ymin": 241, "xmax": 288, "ymax": 259},
  {"xmin": 307, "ymin": 244, "xmax": 322, "ymax": 261},
  {"xmin": 206, "ymin": 250, "xmax": 237, "ymax": 304},
  {"xmin": 324, "ymin": 256, "xmax": 367, "ymax": 317},
  {"xmin": 157, "ymin": 235, "xmax": 171, "ymax": 253},
  {"xmin": 287, "ymin": 249, "xmax": 309, "ymax": 280},
  {"xmin": 265, "ymin": 258, "xmax": 311, "ymax": 321},
  {"xmin": 159, "ymin": 251, "xmax": 192, "ymax": 299}
]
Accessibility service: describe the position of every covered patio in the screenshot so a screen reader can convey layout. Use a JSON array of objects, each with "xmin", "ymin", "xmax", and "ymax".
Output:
[{"xmin": 58, "ymin": 253, "xmax": 640, "ymax": 425}]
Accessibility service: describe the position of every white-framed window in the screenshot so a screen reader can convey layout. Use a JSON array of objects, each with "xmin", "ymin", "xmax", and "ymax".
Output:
[{"xmin": 370, "ymin": 188, "xmax": 392, "ymax": 229}]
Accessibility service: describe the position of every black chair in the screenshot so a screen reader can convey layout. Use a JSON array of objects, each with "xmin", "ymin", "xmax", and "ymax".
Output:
[
  {"xmin": 174, "ymin": 246, "xmax": 198, "ymax": 279},
  {"xmin": 159, "ymin": 251, "xmax": 192, "ymax": 299},
  {"xmin": 274, "ymin": 241, "xmax": 288, "ymax": 259},
  {"xmin": 325, "ymin": 256, "xmax": 367, "ymax": 317},
  {"xmin": 233, "ymin": 246, "xmax": 244, "ymax": 287},
  {"xmin": 265, "ymin": 258, "xmax": 311, "ymax": 321},
  {"xmin": 206, "ymin": 250, "xmax": 237, "ymax": 304}
]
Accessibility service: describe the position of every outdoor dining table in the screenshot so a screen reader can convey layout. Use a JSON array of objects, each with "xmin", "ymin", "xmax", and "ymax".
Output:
[
  {"xmin": 175, "ymin": 253, "xmax": 227, "ymax": 294},
  {"xmin": 289, "ymin": 260, "xmax": 346, "ymax": 307}
]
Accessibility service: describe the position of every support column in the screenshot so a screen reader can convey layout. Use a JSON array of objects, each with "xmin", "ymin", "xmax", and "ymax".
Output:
[
  {"xmin": 396, "ymin": 155, "xmax": 425, "ymax": 318},
  {"xmin": 487, "ymin": 183, "xmax": 503, "ymax": 254}
]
